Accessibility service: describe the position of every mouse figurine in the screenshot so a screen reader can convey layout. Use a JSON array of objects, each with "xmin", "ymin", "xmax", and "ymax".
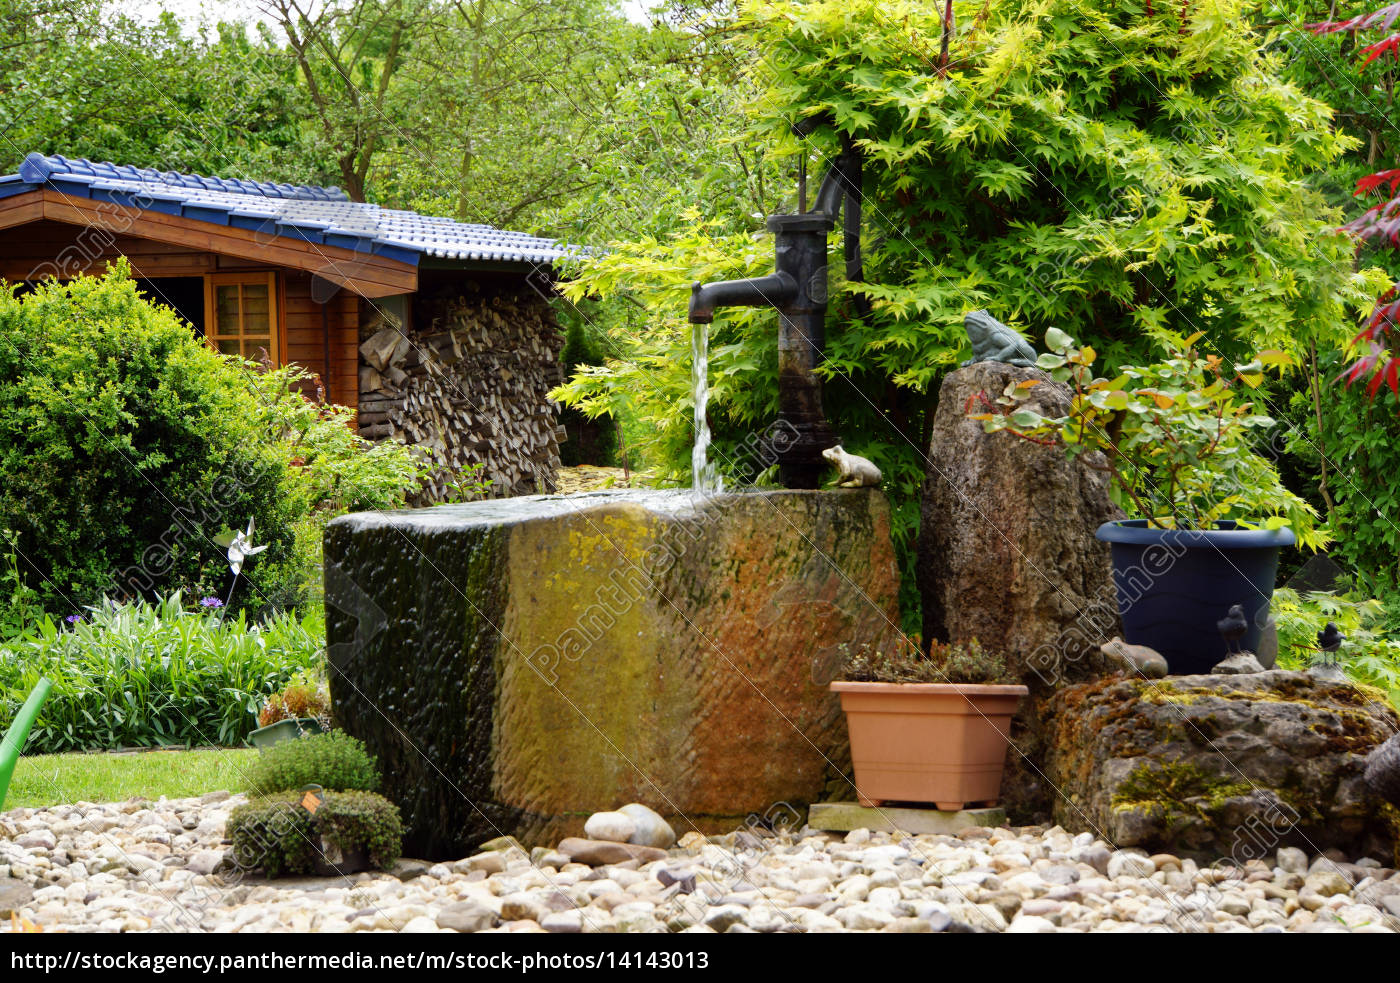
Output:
[
  {"xmin": 822, "ymin": 445, "xmax": 882, "ymax": 488},
  {"xmin": 961, "ymin": 310, "xmax": 1038, "ymax": 368}
]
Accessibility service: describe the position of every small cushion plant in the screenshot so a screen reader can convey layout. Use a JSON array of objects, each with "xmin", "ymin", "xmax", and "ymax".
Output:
[
  {"xmin": 841, "ymin": 637, "xmax": 1015, "ymax": 685},
  {"xmin": 227, "ymin": 789, "xmax": 403, "ymax": 877},
  {"xmin": 246, "ymin": 729, "xmax": 379, "ymax": 795}
]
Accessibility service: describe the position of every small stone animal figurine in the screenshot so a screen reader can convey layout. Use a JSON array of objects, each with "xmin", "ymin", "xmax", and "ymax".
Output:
[
  {"xmin": 821, "ymin": 445, "xmax": 882, "ymax": 488},
  {"xmin": 1216, "ymin": 604, "xmax": 1248, "ymax": 655},
  {"xmin": 1100, "ymin": 637, "xmax": 1168, "ymax": 679},
  {"xmin": 1317, "ymin": 621, "xmax": 1345, "ymax": 667},
  {"xmin": 960, "ymin": 310, "xmax": 1038, "ymax": 368}
]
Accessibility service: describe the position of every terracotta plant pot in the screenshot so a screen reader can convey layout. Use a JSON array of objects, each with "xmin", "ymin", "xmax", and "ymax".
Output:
[{"xmin": 830, "ymin": 681, "xmax": 1028, "ymax": 811}]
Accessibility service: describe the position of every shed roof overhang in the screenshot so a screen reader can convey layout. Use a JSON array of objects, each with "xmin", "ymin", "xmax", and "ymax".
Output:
[{"xmin": 0, "ymin": 188, "xmax": 419, "ymax": 298}]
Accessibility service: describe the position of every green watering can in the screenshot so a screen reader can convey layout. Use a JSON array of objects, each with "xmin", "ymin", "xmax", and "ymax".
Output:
[{"xmin": 0, "ymin": 679, "xmax": 52, "ymax": 811}]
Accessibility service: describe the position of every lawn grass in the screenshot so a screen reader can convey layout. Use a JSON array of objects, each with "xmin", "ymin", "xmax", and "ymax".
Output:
[{"xmin": 5, "ymin": 748, "xmax": 257, "ymax": 810}]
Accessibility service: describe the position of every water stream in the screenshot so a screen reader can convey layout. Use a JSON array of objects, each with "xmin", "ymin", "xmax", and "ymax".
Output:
[{"xmin": 691, "ymin": 321, "xmax": 722, "ymax": 494}]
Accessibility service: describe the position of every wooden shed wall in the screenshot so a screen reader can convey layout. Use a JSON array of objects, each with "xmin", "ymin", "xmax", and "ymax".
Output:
[
  {"xmin": 0, "ymin": 219, "xmax": 219, "ymax": 280},
  {"xmin": 0, "ymin": 220, "xmax": 361, "ymax": 412},
  {"xmin": 281, "ymin": 273, "xmax": 359, "ymax": 411}
]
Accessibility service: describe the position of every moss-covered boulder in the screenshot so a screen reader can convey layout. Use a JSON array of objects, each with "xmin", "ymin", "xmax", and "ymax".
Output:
[
  {"xmin": 324, "ymin": 488, "xmax": 900, "ymax": 857},
  {"xmin": 1046, "ymin": 671, "xmax": 1400, "ymax": 861}
]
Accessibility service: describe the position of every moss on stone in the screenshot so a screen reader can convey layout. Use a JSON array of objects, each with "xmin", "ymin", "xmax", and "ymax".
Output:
[
  {"xmin": 1377, "ymin": 802, "xmax": 1400, "ymax": 869},
  {"xmin": 1138, "ymin": 687, "xmax": 1210, "ymax": 707},
  {"xmin": 1050, "ymin": 669, "xmax": 1399, "ymax": 859},
  {"xmin": 1111, "ymin": 761, "xmax": 1252, "ymax": 817}
]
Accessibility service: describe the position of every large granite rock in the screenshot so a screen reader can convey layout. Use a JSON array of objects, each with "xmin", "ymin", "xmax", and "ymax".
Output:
[
  {"xmin": 324, "ymin": 488, "xmax": 900, "ymax": 857},
  {"xmin": 917, "ymin": 362, "xmax": 1121, "ymax": 819},
  {"xmin": 1046, "ymin": 671, "xmax": 1400, "ymax": 861}
]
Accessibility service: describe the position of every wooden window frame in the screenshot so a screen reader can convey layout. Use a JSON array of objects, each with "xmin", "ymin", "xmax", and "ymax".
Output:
[{"xmin": 203, "ymin": 271, "xmax": 283, "ymax": 365}]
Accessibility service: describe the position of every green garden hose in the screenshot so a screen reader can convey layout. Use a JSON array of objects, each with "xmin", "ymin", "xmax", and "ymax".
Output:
[{"xmin": 0, "ymin": 678, "xmax": 52, "ymax": 811}]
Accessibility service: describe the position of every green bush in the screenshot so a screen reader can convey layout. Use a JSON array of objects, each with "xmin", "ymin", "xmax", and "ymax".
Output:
[
  {"xmin": 0, "ymin": 265, "xmax": 430, "ymax": 620},
  {"xmin": 0, "ymin": 265, "xmax": 299, "ymax": 614},
  {"xmin": 556, "ymin": 303, "xmax": 620, "ymax": 468},
  {"xmin": 553, "ymin": 0, "xmax": 1384, "ymax": 629},
  {"xmin": 1295, "ymin": 352, "xmax": 1400, "ymax": 599},
  {"xmin": 0, "ymin": 594, "xmax": 322, "ymax": 751},
  {"xmin": 246, "ymin": 729, "xmax": 379, "ymax": 795},
  {"xmin": 249, "ymin": 363, "xmax": 430, "ymax": 517},
  {"xmin": 981, "ymin": 329, "xmax": 1324, "ymax": 548},
  {"xmin": 1272, "ymin": 587, "xmax": 1400, "ymax": 707},
  {"xmin": 227, "ymin": 789, "xmax": 402, "ymax": 877}
]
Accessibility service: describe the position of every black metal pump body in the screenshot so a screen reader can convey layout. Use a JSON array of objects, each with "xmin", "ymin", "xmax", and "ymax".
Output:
[{"xmin": 687, "ymin": 141, "xmax": 861, "ymax": 489}]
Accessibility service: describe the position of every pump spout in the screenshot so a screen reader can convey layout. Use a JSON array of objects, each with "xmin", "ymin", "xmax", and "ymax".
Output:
[
  {"xmin": 680, "ymin": 140, "xmax": 861, "ymax": 487},
  {"xmin": 688, "ymin": 272, "xmax": 797, "ymax": 324}
]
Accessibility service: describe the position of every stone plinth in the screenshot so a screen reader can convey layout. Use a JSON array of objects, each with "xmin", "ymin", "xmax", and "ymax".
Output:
[
  {"xmin": 1046, "ymin": 671, "xmax": 1400, "ymax": 862},
  {"xmin": 808, "ymin": 802, "xmax": 1006, "ymax": 835},
  {"xmin": 324, "ymin": 489, "xmax": 900, "ymax": 857},
  {"xmin": 917, "ymin": 362, "xmax": 1122, "ymax": 820}
]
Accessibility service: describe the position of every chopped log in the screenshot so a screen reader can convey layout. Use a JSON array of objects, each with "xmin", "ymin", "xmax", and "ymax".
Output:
[
  {"xmin": 356, "ymin": 281, "xmax": 564, "ymax": 502},
  {"xmin": 359, "ymin": 327, "xmax": 404, "ymax": 371}
]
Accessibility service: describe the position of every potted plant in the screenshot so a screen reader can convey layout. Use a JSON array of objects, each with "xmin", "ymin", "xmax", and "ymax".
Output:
[
  {"xmin": 248, "ymin": 677, "xmax": 331, "ymax": 748},
  {"xmin": 975, "ymin": 329, "xmax": 1325, "ymax": 674},
  {"xmin": 830, "ymin": 638, "xmax": 1027, "ymax": 811},
  {"xmin": 229, "ymin": 730, "xmax": 399, "ymax": 877},
  {"xmin": 227, "ymin": 788, "xmax": 402, "ymax": 878}
]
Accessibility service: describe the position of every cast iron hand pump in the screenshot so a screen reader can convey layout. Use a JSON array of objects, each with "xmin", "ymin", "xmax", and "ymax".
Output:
[{"xmin": 688, "ymin": 128, "xmax": 862, "ymax": 489}]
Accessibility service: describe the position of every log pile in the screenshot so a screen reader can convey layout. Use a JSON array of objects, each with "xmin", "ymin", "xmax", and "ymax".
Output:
[{"xmin": 357, "ymin": 283, "xmax": 564, "ymax": 502}]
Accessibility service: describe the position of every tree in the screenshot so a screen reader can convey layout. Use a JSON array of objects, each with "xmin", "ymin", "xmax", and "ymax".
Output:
[
  {"xmin": 1304, "ymin": 4, "xmax": 1400, "ymax": 400},
  {"xmin": 0, "ymin": 2, "xmax": 313, "ymax": 181},
  {"xmin": 553, "ymin": 0, "xmax": 1383, "ymax": 615},
  {"xmin": 260, "ymin": 0, "xmax": 420, "ymax": 201}
]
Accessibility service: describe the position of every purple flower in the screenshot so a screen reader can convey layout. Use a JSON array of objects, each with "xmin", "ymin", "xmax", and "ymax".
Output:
[
  {"xmin": 199, "ymin": 596, "xmax": 224, "ymax": 609},
  {"xmin": 64, "ymin": 614, "xmax": 82, "ymax": 624}
]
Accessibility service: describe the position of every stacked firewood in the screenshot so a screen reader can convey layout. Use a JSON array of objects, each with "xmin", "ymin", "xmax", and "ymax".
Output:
[{"xmin": 357, "ymin": 286, "xmax": 565, "ymax": 502}]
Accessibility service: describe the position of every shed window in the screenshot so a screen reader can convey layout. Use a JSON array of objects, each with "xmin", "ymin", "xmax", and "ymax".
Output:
[{"xmin": 204, "ymin": 272, "xmax": 280, "ymax": 364}]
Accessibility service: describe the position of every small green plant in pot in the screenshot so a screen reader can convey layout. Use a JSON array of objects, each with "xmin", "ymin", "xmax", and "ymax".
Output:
[
  {"xmin": 231, "ymin": 730, "xmax": 400, "ymax": 876},
  {"xmin": 831, "ymin": 637, "xmax": 1027, "ymax": 811},
  {"xmin": 973, "ymin": 330, "xmax": 1323, "ymax": 674},
  {"xmin": 227, "ymin": 789, "xmax": 402, "ymax": 877}
]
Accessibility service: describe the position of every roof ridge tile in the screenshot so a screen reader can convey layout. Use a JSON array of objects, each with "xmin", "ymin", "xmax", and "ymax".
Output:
[{"xmin": 10, "ymin": 151, "xmax": 575, "ymax": 267}]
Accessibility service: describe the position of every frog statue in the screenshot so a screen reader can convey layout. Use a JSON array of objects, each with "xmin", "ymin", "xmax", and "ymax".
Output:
[{"xmin": 960, "ymin": 309, "xmax": 1037, "ymax": 368}]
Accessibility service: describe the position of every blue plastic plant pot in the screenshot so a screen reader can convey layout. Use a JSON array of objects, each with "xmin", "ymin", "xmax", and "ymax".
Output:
[{"xmin": 1095, "ymin": 519, "xmax": 1295, "ymax": 675}]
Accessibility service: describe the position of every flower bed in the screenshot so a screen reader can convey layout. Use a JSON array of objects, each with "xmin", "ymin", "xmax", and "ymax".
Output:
[{"xmin": 0, "ymin": 595, "xmax": 322, "ymax": 752}]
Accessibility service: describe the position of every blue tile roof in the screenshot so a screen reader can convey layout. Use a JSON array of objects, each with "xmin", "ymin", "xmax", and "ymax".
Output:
[{"xmin": 2, "ymin": 152, "xmax": 574, "ymax": 268}]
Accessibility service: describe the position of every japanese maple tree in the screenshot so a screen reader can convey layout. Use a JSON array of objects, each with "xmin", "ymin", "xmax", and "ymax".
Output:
[{"xmin": 1309, "ymin": 3, "xmax": 1400, "ymax": 399}]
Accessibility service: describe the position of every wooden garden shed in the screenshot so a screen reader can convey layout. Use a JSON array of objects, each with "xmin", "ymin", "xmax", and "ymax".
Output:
[{"xmin": 0, "ymin": 152, "xmax": 573, "ymax": 497}]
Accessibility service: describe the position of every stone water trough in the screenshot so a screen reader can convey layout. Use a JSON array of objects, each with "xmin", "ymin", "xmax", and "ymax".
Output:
[{"xmin": 323, "ymin": 488, "xmax": 900, "ymax": 858}]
